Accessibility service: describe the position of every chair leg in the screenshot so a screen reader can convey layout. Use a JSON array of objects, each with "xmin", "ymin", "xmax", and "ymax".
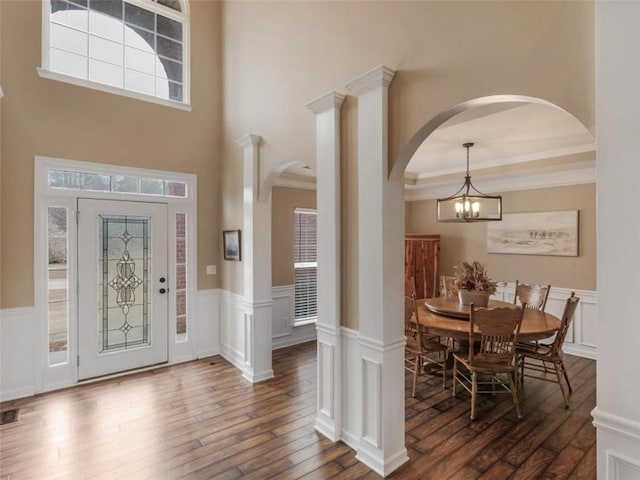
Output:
[
  {"xmin": 508, "ymin": 371, "xmax": 522, "ymax": 419},
  {"xmin": 452, "ymin": 357, "xmax": 458, "ymax": 397},
  {"xmin": 412, "ymin": 355, "xmax": 420, "ymax": 398},
  {"xmin": 561, "ymin": 360, "xmax": 573, "ymax": 393},
  {"xmin": 553, "ymin": 362, "xmax": 571, "ymax": 408},
  {"xmin": 519, "ymin": 354, "xmax": 525, "ymax": 385},
  {"xmin": 441, "ymin": 352, "xmax": 446, "ymax": 390},
  {"xmin": 470, "ymin": 371, "xmax": 477, "ymax": 420}
]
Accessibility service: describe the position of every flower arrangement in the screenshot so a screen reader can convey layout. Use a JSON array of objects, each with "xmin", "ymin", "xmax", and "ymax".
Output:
[{"xmin": 453, "ymin": 261, "xmax": 497, "ymax": 294}]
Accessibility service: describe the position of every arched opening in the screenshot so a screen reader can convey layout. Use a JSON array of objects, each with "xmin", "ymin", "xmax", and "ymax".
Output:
[
  {"xmin": 396, "ymin": 94, "xmax": 595, "ymax": 444},
  {"xmin": 392, "ymin": 94, "xmax": 592, "ymax": 180}
]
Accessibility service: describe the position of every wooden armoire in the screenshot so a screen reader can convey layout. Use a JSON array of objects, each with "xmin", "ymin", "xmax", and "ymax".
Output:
[{"xmin": 405, "ymin": 234, "xmax": 440, "ymax": 299}]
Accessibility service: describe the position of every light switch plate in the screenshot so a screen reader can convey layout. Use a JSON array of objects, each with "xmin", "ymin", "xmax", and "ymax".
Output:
[{"xmin": 206, "ymin": 265, "xmax": 216, "ymax": 275}]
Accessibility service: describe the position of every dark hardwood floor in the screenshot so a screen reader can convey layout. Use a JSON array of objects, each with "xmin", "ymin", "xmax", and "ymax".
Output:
[{"xmin": 0, "ymin": 341, "xmax": 596, "ymax": 479}]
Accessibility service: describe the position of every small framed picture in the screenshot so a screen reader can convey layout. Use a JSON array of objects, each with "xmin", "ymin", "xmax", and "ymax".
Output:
[{"xmin": 223, "ymin": 230, "xmax": 241, "ymax": 261}]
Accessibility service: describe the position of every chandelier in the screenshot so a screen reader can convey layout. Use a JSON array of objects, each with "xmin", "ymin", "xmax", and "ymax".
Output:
[{"xmin": 436, "ymin": 143, "xmax": 502, "ymax": 222}]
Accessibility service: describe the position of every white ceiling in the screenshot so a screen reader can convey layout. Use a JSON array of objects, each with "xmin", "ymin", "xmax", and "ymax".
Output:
[{"xmin": 406, "ymin": 103, "xmax": 595, "ymax": 179}]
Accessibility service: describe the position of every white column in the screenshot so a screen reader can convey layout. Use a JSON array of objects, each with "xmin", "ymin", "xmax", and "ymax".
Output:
[
  {"xmin": 347, "ymin": 65, "xmax": 408, "ymax": 476},
  {"xmin": 593, "ymin": 2, "xmax": 640, "ymax": 478},
  {"xmin": 236, "ymin": 134, "xmax": 274, "ymax": 383},
  {"xmin": 306, "ymin": 91, "xmax": 345, "ymax": 442}
]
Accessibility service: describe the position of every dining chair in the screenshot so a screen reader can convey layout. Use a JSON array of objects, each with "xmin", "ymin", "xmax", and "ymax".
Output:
[
  {"xmin": 513, "ymin": 280, "xmax": 551, "ymax": 311},
  {"xmin": 517, "ymin": 292, "xmax": 580, "ymax": 408},
  {"xmin": 404, "ymin": 294, "xmax": 448, "ymax": 396},
  {"xmin": 452, "ymin": 304, "xmax": 526, "ymax": 420},
  {"xmin": 440, "ymin": 275, "xmax": 457, "ymax": 298}
]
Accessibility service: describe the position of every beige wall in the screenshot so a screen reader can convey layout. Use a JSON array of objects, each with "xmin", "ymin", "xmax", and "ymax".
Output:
[
  {"xmin": 0, "ymin": 1, "xmax": 596, "ymax": 315},
  {"xmin": 0, "ymin": 1, "xmax": 223, "ymax": 308},
  {"xmin": 220, "ymin": 1, "xmax": 595, "ymax": 326},
  {"xmin": 271, "ymin": 187, "xmax": 316, "ymax": 287},
  {"xmin": 406, "ymin": 183, "xmax": 597, "ymax": 291}
]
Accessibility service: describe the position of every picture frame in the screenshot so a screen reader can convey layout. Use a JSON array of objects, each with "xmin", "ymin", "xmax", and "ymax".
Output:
[
  {"xmin": 223, "ymin": 230, "xmax": 241, "ymax": 261},
  {"xmin": 487, "ymin": 210, "xmax": 579, "ymax": 257}
]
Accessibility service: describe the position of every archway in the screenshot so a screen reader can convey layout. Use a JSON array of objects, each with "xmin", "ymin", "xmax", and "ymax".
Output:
[
  {"xmin": 391, "ymin": 94, "xmax": 588, "ymax": 181},
  {"xmin": 393, "ymin": 93, "xmax": 595, "ymax": 465}
]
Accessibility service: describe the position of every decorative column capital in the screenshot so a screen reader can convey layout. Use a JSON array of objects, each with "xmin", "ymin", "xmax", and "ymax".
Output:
[
  {"xmin": 306, "ymin": 91, "xmax": 346, "ymax": 114},
  {"xmin": 236, "ymin": 134, "xmax": 262, "ymax": 148},
  {"xmin": 346, "ymin": 65, "xmax": 395, "ymax": 96}
]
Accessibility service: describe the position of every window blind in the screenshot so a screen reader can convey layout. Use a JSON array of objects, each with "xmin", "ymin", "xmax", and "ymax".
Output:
[{"xmin": 294, "ymin": 209, "xmax": 317, "ymax": 324}]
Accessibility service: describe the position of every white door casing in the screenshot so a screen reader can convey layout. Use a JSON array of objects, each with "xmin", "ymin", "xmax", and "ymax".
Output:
[{"xmin": 77, "ymin": 198, "xmax": 169, "ymax": 380}]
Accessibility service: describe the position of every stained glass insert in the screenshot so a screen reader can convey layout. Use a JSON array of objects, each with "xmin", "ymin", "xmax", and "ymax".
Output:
[{"xmin": 99, "ymin": 215, "xmax": 152, "ymax": 353}]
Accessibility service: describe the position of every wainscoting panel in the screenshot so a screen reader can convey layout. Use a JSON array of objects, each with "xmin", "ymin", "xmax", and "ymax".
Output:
[
  {"xmin": 194, "ymin": 289, "xmax": 220, "ymax": 359},
  {"xmin": 219, "ymin": 290, "xmax": 249, "ymax": 372},
  {"xmin": 218, "ymin": 286, "xmax": 318, "ymax": 378},
  {"xmin": 1, "ymin": 290, "xmax": 222, "ymax": 402},
  {"xmin": 340, "ymin": 327, "xmax": 361, "ymax": 449},
  {"xmin": 0, "ymin": 307, "xmax": 36, "ymax": 402},
  {"xmin": 493, "ymin": 283, "xmax": 597, "ymax": 359},
  {"xmin": 272, "ymin": 285, "xmax": 317, "ymax": 349},
  {"xmin": 361, "ymin": 356, "xmax": 382, "ymax": 449},
  {"xmin": 593, "ymin": 407, "xmax": 640, "ymax": 480},
  {"xmin": 318, "ymin": 340, "xmax": 334, "ymax": 418}
]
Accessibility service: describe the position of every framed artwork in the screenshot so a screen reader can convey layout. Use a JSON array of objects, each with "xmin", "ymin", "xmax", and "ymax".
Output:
[
  {"xmin": 223, "ymin": 230, "xmax": 241, "ymax": 261},
  {"xmin": 487, "ymin": 210, "xmax": 579, "ymax": 256}
]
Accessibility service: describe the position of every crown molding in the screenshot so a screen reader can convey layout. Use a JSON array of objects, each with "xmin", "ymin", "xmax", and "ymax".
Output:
[
  {"xmin": 273, "ymin": 173, "xmax": 317, "ymax": 191},
  {"xmin": 413, "ymin": 143, "xmax": 596, "ymax": 180},
  {"xmin": 346, "ymin": 65, "xmax": 395, "ymax": 96},
  {"xmin": 306, "ymin": 91, "xmax": 345, "ymax": 114},
  {"xmin": 236, "ymin": 134, "xmax": 262, "ymax": 148},
  {"xmin": 405, "ymin": 160, "xmax": 595, "ymax": 201}
]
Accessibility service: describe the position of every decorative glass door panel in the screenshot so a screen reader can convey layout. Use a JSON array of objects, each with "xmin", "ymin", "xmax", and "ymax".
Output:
[
  {"xmin": 78, "ymin": 199, "xmax": 168, "ymax": 380},
  {"xmin": 99, "ymin": 215, "xmax": 151, "ymax": 353}
]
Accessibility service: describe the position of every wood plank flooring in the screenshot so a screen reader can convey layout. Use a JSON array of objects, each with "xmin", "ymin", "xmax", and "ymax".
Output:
[{"xmin": 0, "ymin": 341, "xmax": 596, "ymax": 479}]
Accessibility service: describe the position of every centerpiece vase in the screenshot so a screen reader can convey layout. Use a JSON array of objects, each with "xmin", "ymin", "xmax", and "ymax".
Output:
[{"xmin": 458, "ymin": 290, "xmax": 491, "ymax": 307}]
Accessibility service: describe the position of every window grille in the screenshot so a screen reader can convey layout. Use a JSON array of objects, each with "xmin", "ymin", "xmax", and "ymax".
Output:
[{"xmin": 44, "ymin": 0, "xmax": 188, "ymax": 104}]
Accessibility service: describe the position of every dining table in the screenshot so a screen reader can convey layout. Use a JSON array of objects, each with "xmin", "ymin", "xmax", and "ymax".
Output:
[{"xmin": 418, "ymin": 296, "xmax": 561, "ymax": 343}]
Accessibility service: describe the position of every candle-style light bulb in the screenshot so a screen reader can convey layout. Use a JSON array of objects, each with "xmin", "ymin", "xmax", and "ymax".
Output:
[
  {"xmin": 455, "ymin": 202, "xmax": 462, "ymax": 217},
  {"xmin": 472, "ymin": 201, "xmax": 480, "ymax": 217}
]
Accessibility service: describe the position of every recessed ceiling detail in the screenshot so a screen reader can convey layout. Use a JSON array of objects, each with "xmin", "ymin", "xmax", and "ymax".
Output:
[{"xmin": 406, "ymin": 103, "xmax": 595, "ymax": 180}]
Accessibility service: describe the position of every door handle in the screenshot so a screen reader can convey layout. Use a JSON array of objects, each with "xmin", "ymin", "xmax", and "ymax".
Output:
[
  {"xmin": 159, "ymin": 277, "xmax": 166, "ymax": 283},
  {"xmin": 159, "ymin": 288, "xmax": 167, "ymax": 294}
]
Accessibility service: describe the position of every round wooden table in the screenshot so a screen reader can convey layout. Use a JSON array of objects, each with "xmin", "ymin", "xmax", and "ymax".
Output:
[{"xmin": 419, "ymin": 297, "xmax": 560, "ymax": 342}]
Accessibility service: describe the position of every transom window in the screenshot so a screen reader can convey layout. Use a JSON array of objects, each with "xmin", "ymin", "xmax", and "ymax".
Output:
[
  {"xmin": 48, "ymin": 168, "xmax": 187, "ymax": 197},
  {"xmin": 42, "ymin": 0, "xmax": 189, "ymax": 106}
]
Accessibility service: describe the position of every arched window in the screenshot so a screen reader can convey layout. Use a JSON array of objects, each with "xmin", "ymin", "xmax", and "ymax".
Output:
[{"xmin": 40, "ymin": 0, "xmax": 189, "ymax": 107}]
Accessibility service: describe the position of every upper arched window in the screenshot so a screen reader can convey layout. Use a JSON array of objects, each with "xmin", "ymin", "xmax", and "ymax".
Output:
[{"xmin": 40, "ymin": 0, "xmax": 189, "ymax": 108}]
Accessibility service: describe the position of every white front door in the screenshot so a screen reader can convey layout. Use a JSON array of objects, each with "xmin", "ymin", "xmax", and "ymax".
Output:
[{"xmin": 77, "ymin": 198, "xmax": 169, "ymax": 380}]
